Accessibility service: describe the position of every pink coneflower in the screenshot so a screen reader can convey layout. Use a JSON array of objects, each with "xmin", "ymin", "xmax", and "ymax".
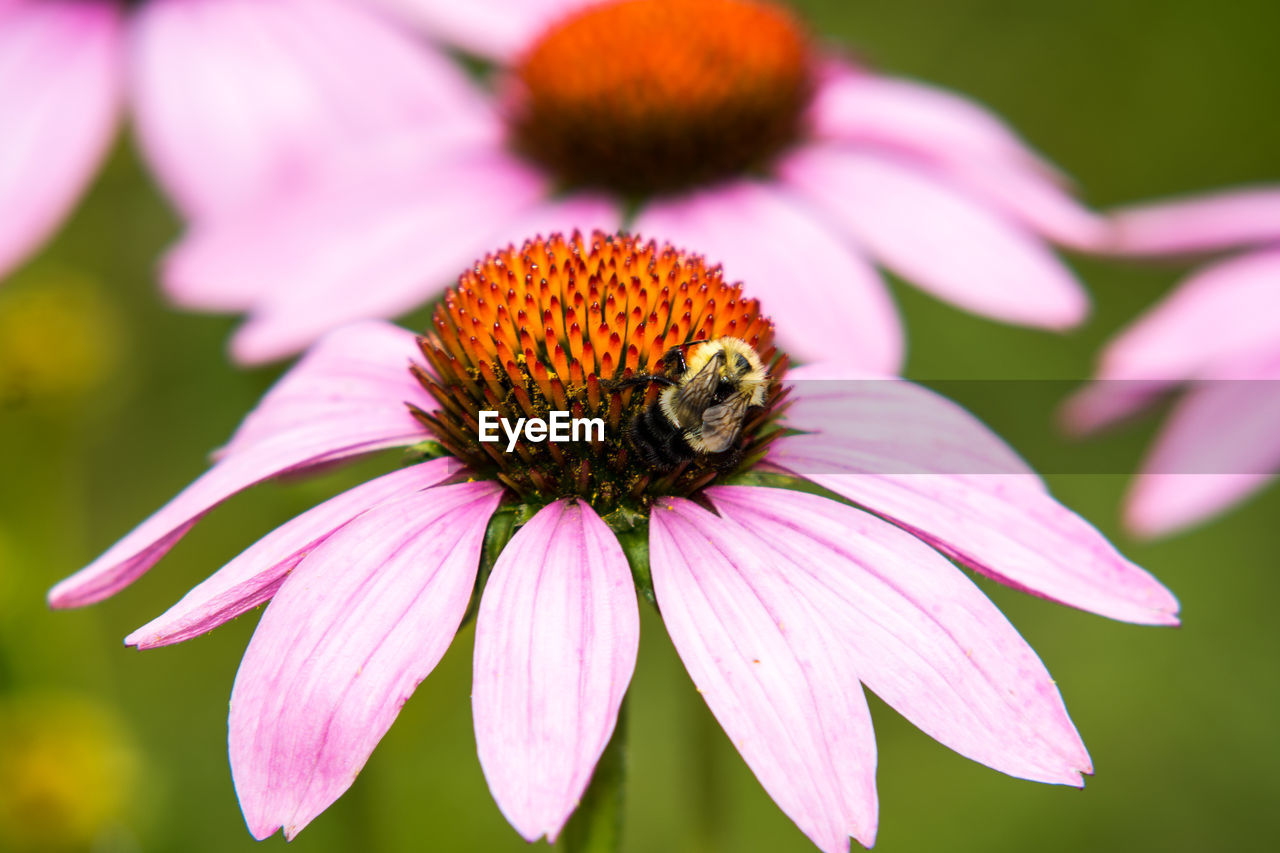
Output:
[
  {"xmin": 167, "ymin": 0, "xmax": 1105, "ymax": 367},
  {"xmin": 0, "ymin": 0, "xmax": 472, "ymax": 280},
  {"xmin": 1065, "ymin": 187, "xmax": 1280, "ymax": 537},
  {"xmin": 53, "ymin": 233, "xmax": 1176, "ymax": 850}
]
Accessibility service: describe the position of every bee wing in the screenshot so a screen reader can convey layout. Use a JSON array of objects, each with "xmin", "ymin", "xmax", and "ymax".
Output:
[
  {"xmin": 672, "ymin": 350, "xmax": 725, "ymax": 426},
  {"xmin": 699, "ymin": 394, "xmax": 750, "ymax": 453}
]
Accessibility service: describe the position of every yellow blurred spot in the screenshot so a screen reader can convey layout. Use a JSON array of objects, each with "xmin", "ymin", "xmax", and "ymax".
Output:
[
  {"xmin": 0, "ymin": 692, "xmax": 141, "ymax": 851},
  {"xmin": 0, "ymin": 271, "xmax": 124, "ymax": 407}
]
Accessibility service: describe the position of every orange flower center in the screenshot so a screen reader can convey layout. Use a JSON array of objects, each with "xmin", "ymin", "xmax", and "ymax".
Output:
[
  {"xmin": 507, "ymin": 0, "xmax": 815, "ymax": 194},
  {"xmin": 411, "ymin": 232, "xmax": 788, "ymax": 512}
]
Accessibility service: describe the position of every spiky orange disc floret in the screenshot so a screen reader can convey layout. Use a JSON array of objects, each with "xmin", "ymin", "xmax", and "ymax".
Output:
[
  {"xmin": 411, "ymin": 231, "xmax": 788, "ymax": 511},
  {"xmin": 508, "ymin": 0, "xmax": 814, "ymax": 193}
]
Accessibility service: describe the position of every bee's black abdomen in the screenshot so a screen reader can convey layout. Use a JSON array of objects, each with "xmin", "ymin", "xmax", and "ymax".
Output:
[{"xmin": 628, "ymin": 404, "xmax": 693, "ymax": 472}]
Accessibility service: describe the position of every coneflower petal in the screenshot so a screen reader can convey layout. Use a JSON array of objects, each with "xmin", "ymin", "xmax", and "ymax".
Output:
[
  {"xmin": 780, "ymin": 145, "xmax": 1088, "ymax": 330},
  {"xmin": 771, "ymin": 365, "xmax": 1179, "ymax": 626},
  {"xmin": 230, "ymin": 480, "xmax": 502, "ymax": 841},
  {"xmin": 49, "ymin": 322, "xmax": 428, "ymax": 609},
  {"xmin": 1126, "ymin": 368, "xmax": 1280, "ymax": 538},
  {"xmin": 708, "ymin": 486, "xmax": 1092, "ymax": 785},
  {"xmin": 652, "ymin": 498, "xmax": 878, "ymax": 853},
  {"xmin": 1111, "ymin": 187, "xmax": 1280, "ymax": 255},
  {"xmin": 167, "ymin": 154, "xmax": 548, "ymax": 365},
  {"xmin": 0, "ymin": 0, "xmax": 122, "ymax": 280},
  {"xmin": 125, "ymin": 457, "xmax": 461, "ymax": 649},
  {"xmin": 130, "ymin": 0, "xmax": 486, "ymax": 218},
  {"xmin": 633, "ymin": 179, "xmax": 902, "ymax": 372},
  {"xmin": 473, "ymin": 499, "xmax": 639, "ymax": 843},
  {"xmin": 808, "ymin": 70, "xmax": 1056, "ymax": 177}
]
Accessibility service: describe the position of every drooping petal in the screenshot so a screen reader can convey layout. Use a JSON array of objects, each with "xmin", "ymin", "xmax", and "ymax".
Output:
[
  {"xmin": 0, "ymin": 0, "xmax": 122, "ymax": 279},
  {"xmin": 373, "ymin": 0, "xmax": 595, "ymax": 61},
  {"xmin": 230, "ymin": 481, "xmax": 503, "ymax": 841},
  {"xmin": 166, "ymin": 151, "xmax": 548, "ymax": 364},
  {"xmin": 809, "ymin": 69, "xmax": 1058, "ymax": 177},
  {"xmin": 125, "ymin": 457, "xmax": 461, "ymax": 649},
  {"xmin": 940, "ymin": 158, "xmax": 1110, "ymax": 251},
  {"xmin": 634, "ymin": 180, "xmax": 903, "ymax": 373},
  {"xmin": 48, "ymin": 322, "xmax": 428, "ymax": 608},
  {"xmin": 708, "ymin": 486, "xmax": 1091, "ymax": 785},
  {"xmin": 781, "ymin": 145, "xmax": 1088, "ymax": 329},
  {"xmin": 770, "ymin": 366, "xmax": 1179, "ymax": 626},
  {"xmin": 651, "ymin": 498, "xmax": 878, "ymax": 853},
  {"xmin": 130, "ymin": 0, "xmax": 490, "ymax": 218},
  {"xmin": 1090, "ymin": 249, "xmax": 1280, "ymax": 384},
  {"xmin": 779, "ymin": 363, "xmax": 1041, "ymax": 481},
  {"xmin": 473, "ymin": 500, "xmax": 638, "ymax": 842},
  {"xmin": 1125, "ymin": 364, "xmax": 1280, "ymax": 537},
  {"xmin": 1111, "ymin": 187, "xmax": 1280, "ymax": 255}
]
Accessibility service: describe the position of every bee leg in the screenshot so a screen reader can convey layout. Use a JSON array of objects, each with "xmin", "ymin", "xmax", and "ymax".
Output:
[{"xmin": 606, "ymin": 374, "xmax": 677, "ymax": 391}]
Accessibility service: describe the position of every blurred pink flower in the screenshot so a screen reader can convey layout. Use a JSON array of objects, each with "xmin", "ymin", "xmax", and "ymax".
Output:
[
  {"xmin": 0, "ymin": 0, "xmax": 469, "ymax": 280},
  {"xmin": 1065, "ymin": 187, "xmax": 1280, "ymax": 537},
  {"xmin": 52, "ymin": 233, "xmax": 1175, "ymax": 851},
  {"xmin": 167, "ymin": 0, "xmax": 1105, "ymax": 367}
]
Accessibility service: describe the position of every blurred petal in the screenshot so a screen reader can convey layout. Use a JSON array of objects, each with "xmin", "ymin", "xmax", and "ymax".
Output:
[
  {"xmin": 167, "ymin": 152, "xmax": 548, "ymax": 364},
  {"xmin": 651, "ymin": 499, "xmax": 878, "ymax": 853},
  {"xmin": 373, "ymin": 0, "xmax": 594, "ymax": 61},
  {"xmin": 48, "ymin": 322, "xmax": 428, "ymax": 608},
  {"xmin": 473, "ymin": 500, "xmax": 638, "ymax": 842},
  {"xmin": 1091, "ymin": 250, "xmax": 1280, "ymax": 383},
  {"xmin": 0, "ymin": 0, "xmax": 122, "ymax": 279},
  {"xmin": 230, "ymin": 481, "xmax": 502, "ymax": 841},
  {"xmin": 1126, "ymin": 366, "xmax": 1280, "ymax": 537},
  {"xmin": 126, "ymin": 457, "xmax": 460, "ymax": 649},
  {"xmin": 1059, "ymin": 379, "xmax": 1174, "ymax": 436},
  {"xmin": 634, "ymin": 180, "xmax": 903, "ymax": 372},
  {"xmin": 1112, "ymin": 187, "xmax": 1280, "ymax": 255},
  {"xmin": 483, "ymin": 192, "xmax": 622, "ymax": 251},
  {"xmin": 809, "ymin": 70, "xmax": 1057, "ymax": 176},
  {"xmin": 770, "ymin": 368, "xmax": 1179, "ymax": 626},
  {"xmin": 943, "ymin": 159, "xmax": 1109, "ymax": 250},
  {"xmin": 781, "ymin": 145, "xmax": 1088, "ymax": 329},
  {"xmin": 160, "ymin": 120, "xmax": 503, "ymax": 313},
  {"xmin": 709, "ymin": 486, "xmax": 1090, "ymax": 785},
  {"xmin": 130, "ymin": 0, "xmax": 488, "ymax": 217}
]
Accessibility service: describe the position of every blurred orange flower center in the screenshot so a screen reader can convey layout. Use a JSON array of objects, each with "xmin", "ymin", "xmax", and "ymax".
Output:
[
  {"xmin": 508, "ymin": 0, "xmax": 814, "ymax": 194},
  {"xmin": 411, "ymin": 231, "xmax": 786, "ymax": 511}
]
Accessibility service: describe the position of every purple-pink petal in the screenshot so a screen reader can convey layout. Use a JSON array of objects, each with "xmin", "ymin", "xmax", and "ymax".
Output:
[
  {"xmin": 374, "ymin": 0, "xmax": 593, "ymax": 61},
  {"xmin": 633, "ymin": 180, "xmax": 903, "ymax": 373},
  {"xmin": 708, "ymin": 486, "xmax": 1091, "ymax": 785},
  {"xmin": 1111, "ymin": 187, "xmax": 1280, "ymax": 255},
  {"xmin": 167, "ymin": 151, "xmax": 547, "ymax": 364},
  {"xmin": 0, "ymin": 0, "xmax": 122, "ymax": 280},
  {"xmin": 1125, "ymin": 365, "xmax": 1280, "ymax": 537},
  {"xmin": 771, "ymin": 366, "xmax": 1179, "ymax": 625},
  {"xmin": 48, "ymin": 322, "xmax": 429, "ymax": 608},
  {"xmin": 125, "ymin": 457, "xmax": 461, "ymax": 649},
  {"xmin": 1090, "ymin": 249, "xmax": 1280, "ymax": 384},
  {"xmin": 473, "ymin": 500, "xmax": 638, "ymax": 842},
  {"xmin": 651, "ymin": 498, "xmax": 878, "ymax": 853},
  {"xmin": 781, "ymin": 145, "xmax": 1088, "ymax": 329},
  {"xmin": 230, "ymin": 480, "xmax": 503, "ymax": 841},
  {"xmin": 808, "ymin": 69, "xmax": 1055, "ymax": 176},
  {"xmin": 129, "ymin": 0, "xmax": 487, "ymax": 219},
  {"xmin": 779, "ymin": 363, "xmax": 1041, "ymax": 481}
]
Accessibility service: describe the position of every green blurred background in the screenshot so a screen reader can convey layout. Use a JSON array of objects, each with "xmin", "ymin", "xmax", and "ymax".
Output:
[{"xmin": 2, "ymin": 0, "xmax": 1277, "ymax": 851}]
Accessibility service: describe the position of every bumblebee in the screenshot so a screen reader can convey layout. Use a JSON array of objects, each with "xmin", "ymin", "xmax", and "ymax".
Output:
[{"xmin": 625, "ymin": 337, "xmax": 770, "ymax": 471}]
